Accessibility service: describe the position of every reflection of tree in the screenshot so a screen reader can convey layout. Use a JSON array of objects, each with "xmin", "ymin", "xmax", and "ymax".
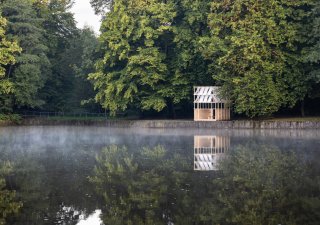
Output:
[
  {"xmin": 0, "ymin": 161, "xmax": 22, "ymax": 225},
  {"xmin": 92, "ymin": 144, "xmax": 320, "ymax": 225},
  {"xmin": 212, "ymin": 144, "xmax": 320, "ymax": 225},
  {"xmin": 90, "ymin": 145, "xmax": 194, "ymax": 225},
  {"xmin": 1, "ymin": 149, "xmax": 99, "ymax": 225}
]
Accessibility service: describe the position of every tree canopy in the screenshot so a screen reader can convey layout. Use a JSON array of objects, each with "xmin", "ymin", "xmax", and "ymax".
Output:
[
  {"xmin": 1, "ymin": 0, "xmax": 319, "ymax": 118},
  {"xmin": 304, "ymin": 0, "xmax": 320, "ymax": 99},
  {"xmin": 0, "ymin": 0, "xmax": 100, "ymax": 114},
  {"xmin": 89, "ymin": 0, "xmax": 213, "ymax": 116},
  {"xmin": 0, "ymin": 16, "xmax": 21, "ymax": 112},
  {"xmin": 89, "ymin": 0, "xmax": 320, "ymax": 117},
  {"xmin": 201, "ymin": 0, "xmax": 314, "ymax": 117}
]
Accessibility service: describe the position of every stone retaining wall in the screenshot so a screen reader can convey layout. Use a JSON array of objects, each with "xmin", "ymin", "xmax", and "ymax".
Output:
[{"xmin": 17, "ymin": 118, "xmax": 320, "ymax": 129}]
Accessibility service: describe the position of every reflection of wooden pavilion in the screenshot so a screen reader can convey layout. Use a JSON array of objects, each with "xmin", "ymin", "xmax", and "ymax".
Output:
[
  {"xmin": 194, "ymin": 136, "xmax": 230, "ymax": 171},
  {"xmin": 194, "ymin": 86, "xmax": 230, "ymax": 121}
]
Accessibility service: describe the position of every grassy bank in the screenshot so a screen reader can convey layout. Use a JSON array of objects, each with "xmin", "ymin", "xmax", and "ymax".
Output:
[{"xmin": 0, "ymin": 114, "xmax": 22, "ymax": 125}]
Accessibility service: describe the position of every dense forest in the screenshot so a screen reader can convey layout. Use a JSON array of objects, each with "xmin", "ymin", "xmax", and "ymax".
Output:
[
  {"xmin": 0, "ymin": 0, "xmax": 99, "ymax": 115},
  {"xmin": 1, "ymin": 0, "xmax": 320, "ymax": 118}
]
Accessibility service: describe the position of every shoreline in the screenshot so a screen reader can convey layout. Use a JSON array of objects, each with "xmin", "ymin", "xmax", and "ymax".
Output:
[{"xmin": 1, "ymin": 118, "xmax": 318, "ymax": 129}]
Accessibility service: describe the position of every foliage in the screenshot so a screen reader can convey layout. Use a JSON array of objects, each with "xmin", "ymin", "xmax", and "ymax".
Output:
[
  {"xmin": 90, "ymin": 0, "xmax": 320, "ymax": 118},
  {"xmin": 0, "ymin": 0, "xmax": 319, "ymax": 118},
  {"xmin": 0, "ymin": 16, "xmax": 21, "ymax": 112},
  {"xmin": 0, "ymin": 17, "xmax": 20, "ymax": 77},
  {"xmin": 42, "ymin": 26, "xmax": 99, "ymax": 112},
  {"xmin": 89, "ymin": 0, "xmax": 176, "ymax": 115},
  {"xmin": 201, "ymin": 0, "xmax": 314, "ymax": 117},
  {"xmin": 37, "ymin": 0, "xmax": 78, "ymax": 112},
  {"xmin": 0, "ymin": 114, "xmax": 21, "ymax": 124},
  {"xmin": 90, "ymin": 0, "xmax": 113, "ymax": 15},
  {"xmin": 304, "ymin": 0, "xmax": 320, "ymax": 98},
  {"xmin": 68, "ymin": 27, "xmax": 100, "ymax": 112},
  {"xmin": 35, "ymin": 0, "xmax": 101, "ymax": 113},
  {"xmin": 1, "ymin": 0, "xmax": 50, "ymax": 112},
  {"xmin": 1, "ymin": 0, "xmax": 99, "ymax": 115},
  {"xmin": 172, "ymin": 0, "xmax": 212, "ymax": 86},
  {"xmin": 90, "ymin": 0, "xmax": 213, "ymax": 116}
]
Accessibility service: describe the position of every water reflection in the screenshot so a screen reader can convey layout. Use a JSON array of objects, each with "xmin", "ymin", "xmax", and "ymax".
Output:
[
  {"xmin": 90, "ymin": 145, "xmax": 192, "ymax": 225},
  {"xmin": 0, "ymin": 126, "xmax": 319, "ymax": 224},
  {"xmin": 0, "ymin": 148, "xmax": 99, "ymax": 225},
  {"xmin": 92, "ymin": 144, "xmax": 320, "ymax": 225},
  {"xmin": 194, "ymin": 136, "xmax": 230, "ymax": 171},
  {"xmin": 0, "ymin": 161, "xmax": 22, "ymax": 224},
  {"xmin": 216, "ymin": 144, "xmax": 320, "ymax": 224}
]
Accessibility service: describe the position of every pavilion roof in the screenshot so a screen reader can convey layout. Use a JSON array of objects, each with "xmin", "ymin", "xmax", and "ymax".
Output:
[{"xmin": 194, "ymin": 86, "xmax": 228, "ymax": 103}]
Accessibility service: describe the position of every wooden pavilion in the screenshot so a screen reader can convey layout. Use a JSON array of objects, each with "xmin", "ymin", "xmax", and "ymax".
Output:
[
  {"xmin": 194, "ymin": 135, "xmax": 230, "ymax": 171},
  {"xmin": 194, "ymin": 86, "xmax": 230, "ymax": 121}
]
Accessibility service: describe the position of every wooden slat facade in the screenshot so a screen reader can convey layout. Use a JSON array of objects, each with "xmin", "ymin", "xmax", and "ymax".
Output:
[{"xmin": 194, "ymin": 86, "xmax": 231, "ymax": 121}]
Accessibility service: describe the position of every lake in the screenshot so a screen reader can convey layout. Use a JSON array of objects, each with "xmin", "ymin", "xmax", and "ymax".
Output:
[{"xmin": 0, "ymin": 126, "xmax": 319, "ymax": 225}]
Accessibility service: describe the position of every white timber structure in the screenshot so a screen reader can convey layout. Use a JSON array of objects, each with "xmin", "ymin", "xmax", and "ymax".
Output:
[
  {"xmin": 194, "ymin": 136, "xmax": 230, "ymax": 171},
  {"xmin": 194, "ymin": 86, "xmax": 230, "ymax": 121}
]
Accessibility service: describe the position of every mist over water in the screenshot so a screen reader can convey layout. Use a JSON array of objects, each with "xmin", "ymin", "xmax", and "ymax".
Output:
[{"xmin": 0, "ymin": 126, "xmax": 319, "ymax": 224}]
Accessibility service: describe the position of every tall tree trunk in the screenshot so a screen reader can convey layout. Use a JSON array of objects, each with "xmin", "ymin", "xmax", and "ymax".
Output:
[
  {"xmin": 168, "ymin": 99, "xmax": 176, "ymax": 119},
  {"xmin": 300, "ymin": 100, "xmax": 305, "ymax": 117},
  {"xmin": 7, "ymin": 65, "xmax": 13, "ymax": 78}
]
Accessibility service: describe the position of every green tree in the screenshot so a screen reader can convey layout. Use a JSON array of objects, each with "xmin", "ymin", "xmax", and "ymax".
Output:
[
  {"xmin": 72, "ymin": 27, "xmax": 101, "ymax": 112},
  {"xmin": 168, "ymin": 0, "xmax": 212, "ymax": 115},
  {"xmin": 304, "ymin": 1, "xmax": 320, "ymax": 99},
  {"xmin": 1, "ymin": 0, "xmax": 51, "ymax": 111},
  {"xmin": 38, "ymin": 0, "xmax": 79, "ymax": 112},
  {"xmin": 0, "ymin": 16, "xmax": 21, "ymax": 113},
  {"xmin": 202, "ymin": 0, "xmax": 313, "ymax": 117},
  {"xmin": 90, "ymin": 0, "xmax": 214, "ymax": 117},
  {"xmin": 90, "ymin": 0, "xmax": 177, "ymax": 115},
  {"xmin": 44, "ymin": 27, "xmax": 99, "ymax": 112}
]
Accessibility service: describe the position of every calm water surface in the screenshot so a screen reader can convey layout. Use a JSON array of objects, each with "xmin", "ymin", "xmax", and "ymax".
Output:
[{"xmin": 0, "ymin": 126, "xmax": 319, "ymax": 225}]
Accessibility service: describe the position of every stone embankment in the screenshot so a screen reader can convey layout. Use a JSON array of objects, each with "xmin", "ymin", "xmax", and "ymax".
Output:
[{"xmin": 16, "ymin": 118, "xmax": 320, "ymax": 129}]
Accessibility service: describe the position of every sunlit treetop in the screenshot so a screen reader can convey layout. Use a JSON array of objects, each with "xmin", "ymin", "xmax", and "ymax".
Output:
[{"xmin": 0, "ymin": 17, "xmax": 21, "ymax": 77}]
